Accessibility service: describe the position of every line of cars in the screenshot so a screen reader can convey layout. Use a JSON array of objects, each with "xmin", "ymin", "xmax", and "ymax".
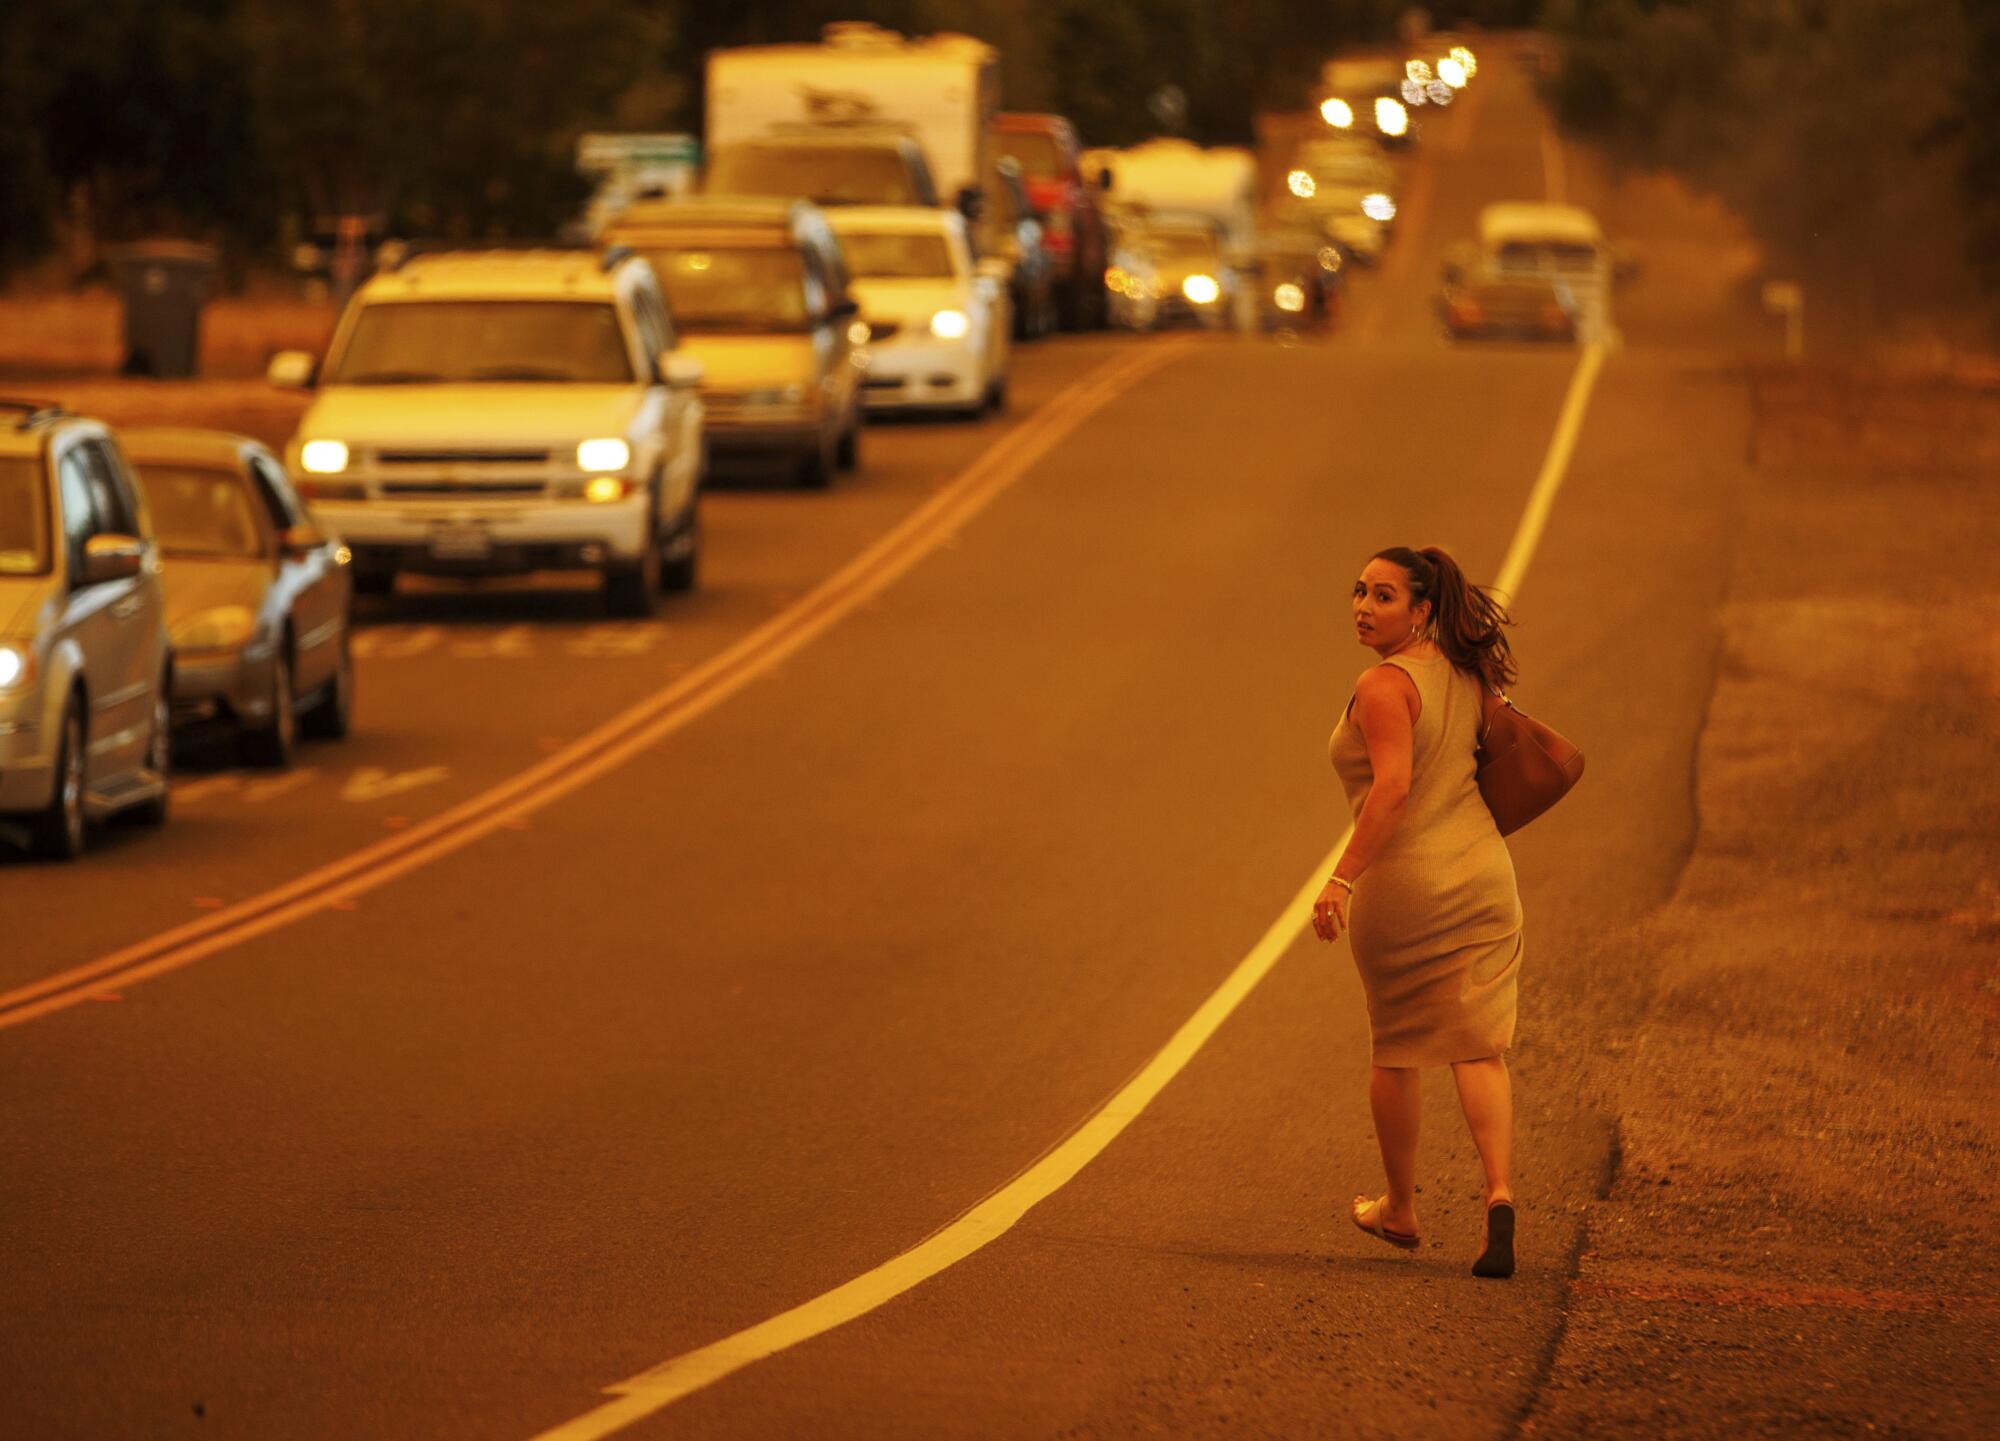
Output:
[{"xmin": 1, "ymin": 401, "xmax": 353, "ymax": 859}]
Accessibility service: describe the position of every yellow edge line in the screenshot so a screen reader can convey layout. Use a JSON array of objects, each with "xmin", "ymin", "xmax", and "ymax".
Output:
[
  {"xmin": 527, "ymin": 342, "xmax": 1610, "ymax": 1441},
  {"xmin": 0, "ymin": 340, "xmax": 1195, "ymax": 1032}
]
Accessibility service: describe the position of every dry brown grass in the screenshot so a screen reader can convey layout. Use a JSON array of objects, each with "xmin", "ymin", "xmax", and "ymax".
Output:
[{"xmin": 0, "ymin": 289, "xmax": 337, "ymax": 380}]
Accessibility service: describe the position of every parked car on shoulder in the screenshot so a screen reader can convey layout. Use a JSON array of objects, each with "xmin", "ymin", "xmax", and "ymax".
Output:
[
  {"xmin": 1436, "ymin": 273, "xmax": 1578, "ymax": 343},
  {"xmin": 267, "ymin": 246, "xmax": 706, "ymax": 615},
  {"xmin": 826, "ymin": 207, "xmax": 1012, "ymax": 416},
  {"xmin": 121, "ymin": 428, "xmax": 353, "ymax": 765},
  {"xmin": 604, "ymin": 197, "xmax": 866, "ymax": 488},
  {"xmin": 0, "ymin": 401, "xmax": 171, "ymax": 858}
]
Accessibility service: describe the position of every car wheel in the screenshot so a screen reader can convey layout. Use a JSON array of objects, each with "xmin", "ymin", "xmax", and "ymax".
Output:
[
  {"xmin": 238, "ymin": 648, "xmax": 297, "ymax": 768},
  {"xmin": 30, "ymin": 699, "xmax": 87, "ymax": 860},
  {"xmin": 798, "ymin": 430, "xmax": 836, "ymax": 490},
  {"xmin": 660, "ymin": 504, "xmax": 699, "ymax": 594},
  {"xmin": 300, "ymin": 629, "xmax": 354, "ymax": 740},
  {"xmin": 986, "ymin": 373, "xmax": 1008, "ymax": 413},
  {"xmin": 605, "ymin": 512, "xmax": 662, "ymax": 617},
  {"xmin": 836, "ymin": 415, "xmax": 861, "ymax": 472},
  {"xmin": 131, "ymin": 677, "xmax": 171, "ymax": 826}
]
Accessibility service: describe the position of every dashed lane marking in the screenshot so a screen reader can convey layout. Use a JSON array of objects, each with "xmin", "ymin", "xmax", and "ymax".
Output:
[{"xmin": 526, "ymin": 342, "xmax": 1611, "ymax": 1440}]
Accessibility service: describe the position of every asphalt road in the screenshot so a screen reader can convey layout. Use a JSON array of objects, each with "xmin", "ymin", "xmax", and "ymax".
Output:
[{"xmin": 2, "ymin": 44, "xmax": 1761, "ymax": 1439}]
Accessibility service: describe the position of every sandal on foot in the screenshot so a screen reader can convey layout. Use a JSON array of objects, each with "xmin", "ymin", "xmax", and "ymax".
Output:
[
  {"xmin": 1473, "ymin": 1201, "xmax": 1516, "ymax": 1279},
  {"xmin": 1351, "ymin": 1195, "xmax": 1421, "ymax": 1252}
]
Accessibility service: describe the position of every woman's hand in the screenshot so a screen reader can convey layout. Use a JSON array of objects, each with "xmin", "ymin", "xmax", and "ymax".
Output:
[{"xmin": 1312, "ymin": 880, "xmax": 1351, "ymax": 943}]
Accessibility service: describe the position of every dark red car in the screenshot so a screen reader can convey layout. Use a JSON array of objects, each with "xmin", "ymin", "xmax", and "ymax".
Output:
[
  {"xmin": 1437, "ymin": 274, "xmax": 1578, "ymax": 342},
  {"xmin": 994, "ymin": 113, "xmax": 1108, "ymax": 330}
]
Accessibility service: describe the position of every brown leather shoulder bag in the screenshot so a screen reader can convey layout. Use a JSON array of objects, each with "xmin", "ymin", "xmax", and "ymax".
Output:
[{"xmin": 1475, "ymin": 689, "xmax": 1584, "ymax": 837}]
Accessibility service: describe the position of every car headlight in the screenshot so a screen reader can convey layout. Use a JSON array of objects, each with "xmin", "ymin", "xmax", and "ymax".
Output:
[
  {"xmin": 1182, "ymin": 274, "xmax": 1221, "ymax": 305},
  {"xmin": 1375, "ymin": 97, "xmax": 1409, "ymax": 137},
  {"xmin": 929, "ymin": 309, "xmax": 971, "ymax": 340},
  {"xmin": 300, "ymin": 440, "xmax": 349, "ymax": 474},
  {"xmin": 848, "ymin": 320, "xmax": 871, "ymax": 346},
  {"xmin": 1362, "ymin": 192, "xmax": 1398, "ymax": 222},
  {"xmin": 1287, "ymin": 169, "xmax": 1316, "ymax": 199},
  {"xmin": 1320, "ymin": 97, "xmax": 1354, "ymax": 128},
  {"xmin": 576, "ymin": 438, "xmax": 631, "ymax": 473},
  {"xmin": 171, "ymin": 605, "xmax": 257, "ymax": 653},
  {"xmin": 1273, "ymin": 283, "xmax": 1306, "ymax": 314},
  {"xmin": 0, "ymin": 641, "xmax": 37, "ymax": 692},
  {"xmin": 583, "ymin": 476, "xmax": 632, "ymax": 504}
]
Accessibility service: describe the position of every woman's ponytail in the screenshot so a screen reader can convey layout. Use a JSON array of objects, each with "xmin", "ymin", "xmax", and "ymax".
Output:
[{"xmin": 1374, "ymin": 545, "xmax": 1518, "ymax": 692}]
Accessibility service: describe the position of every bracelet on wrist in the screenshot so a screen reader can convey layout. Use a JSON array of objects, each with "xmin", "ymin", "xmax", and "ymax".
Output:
[{"xmin": 1326, "ymin": 874, "xmax": 1355, "ymax": 894}]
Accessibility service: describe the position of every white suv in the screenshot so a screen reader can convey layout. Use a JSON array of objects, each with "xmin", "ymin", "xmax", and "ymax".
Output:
[{"xmin": 269, "ymin": 247, "xmax": 706, "ymax": 615}]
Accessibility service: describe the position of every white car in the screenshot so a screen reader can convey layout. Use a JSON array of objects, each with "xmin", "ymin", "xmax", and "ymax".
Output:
[
  {"xmin": 268, "ymin": 248, "xmax": 705, "ymax": 616},
  {"xmin": 825, "ymin": 208, "xmax": 1011, "ymax": 416}
]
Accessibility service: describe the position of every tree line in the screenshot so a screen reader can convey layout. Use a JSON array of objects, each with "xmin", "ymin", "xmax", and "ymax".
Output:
[
  {"xmin": 1541, "ymin": 0, "xmax": 2000, "ymax": 338},
  {"xmin": 1, "ymin": 0, "xmax": 1451, "ymax": 280}
]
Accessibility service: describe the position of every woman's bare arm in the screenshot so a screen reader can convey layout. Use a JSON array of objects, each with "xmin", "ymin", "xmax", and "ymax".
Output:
[{"xmin": 1313, "ymin": 665, "xmax": 1419, "ymax": 942}]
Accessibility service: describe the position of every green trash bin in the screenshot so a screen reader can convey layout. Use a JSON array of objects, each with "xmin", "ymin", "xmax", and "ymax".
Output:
[{"xmin": 108, "ymin": 241, "xmax": 218, "ymax": 378}]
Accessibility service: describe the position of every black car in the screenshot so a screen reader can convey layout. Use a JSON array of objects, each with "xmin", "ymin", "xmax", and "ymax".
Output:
[{"xmin": 1250, "ymin": 229, "xmax": 1346, "ymax": 331}]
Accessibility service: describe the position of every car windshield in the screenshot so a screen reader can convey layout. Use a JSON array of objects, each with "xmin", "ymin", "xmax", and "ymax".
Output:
[
  {"xmin": 326, "ymin": 301, "xmax": 634, "ymax": 385},
  {"xmin": 1496, "ymin": 240, "xmax": 1600, "ymax": 272},
  {"xmin": 707, "ymin": 146, "xmax": 919, "ymax": 207},
  {"xmin": 995, "ymin": 131, "xmax": 1063, "ymax": 181},
  {"xmin": 1148, "ymin": 232, "xmax": 1219, "ymax": 265},
  {"xmin": 837, "ymin": 232, "xmax": 956, "ymax": 280},
  {"xmin": 0, "ymin": 455, "xmax": 51, "ymax": 575},
  {"xmin": 138, "ymin": 462, "xmax": 265, "ymax": 558},
  {"xmin": 1315, "ymin": 156, "xmax": 1385, "ymax": 184},
  {"xmin": 643, "ymin": 246, "xmax": 812, "ymax": 331}
]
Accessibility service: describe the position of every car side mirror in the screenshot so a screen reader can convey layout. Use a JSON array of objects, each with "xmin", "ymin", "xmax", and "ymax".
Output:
[
  {"xmin": 955, "ymin": 184, "xmax": 985, "ymax": 224},
  {"xmin": 280, "ymin": 521, "xmax": 326, "ymax": 557},
  {"xmin": 662, "ymin": 353, "xmax": 704, "ymax": 389},
  {"xmin": 80, "ymin": 533, "xmax": 145, "ymax": 585},
  {"xmin": 267, "ymin": 350, "xmax": 317, "ymax": 389},
  {"xmin": 829, "ymin": 297, "xmax": 861, "ymax": 320}
]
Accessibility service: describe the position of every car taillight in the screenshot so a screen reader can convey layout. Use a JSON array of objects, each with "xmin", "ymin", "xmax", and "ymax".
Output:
[
  {"xmin": 1452, "ymin": 302, "xmax": 1483, "ymax": 325},
  {"xmin": 1541, "ymin": 304, "xmax": 1571, "ymax": 332}
]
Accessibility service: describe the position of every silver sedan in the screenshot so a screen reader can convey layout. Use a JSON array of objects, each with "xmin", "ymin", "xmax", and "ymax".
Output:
[{"xmin": 120, "ymin": 429, "xmax": 355, "ymax": 767}]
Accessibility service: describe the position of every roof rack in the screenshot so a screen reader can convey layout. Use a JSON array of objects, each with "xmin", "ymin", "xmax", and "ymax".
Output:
[
  {"xmin": 0, "ymin": 398, "xmax": 69, "ymax": 431},
  {"xmin": 379, "ymin": 239, "xmax": 635, "ymax": 274}
]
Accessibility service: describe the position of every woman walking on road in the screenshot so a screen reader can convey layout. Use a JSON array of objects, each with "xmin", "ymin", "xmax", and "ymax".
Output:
[{"xmin": 1316, "ymin": 545, "xmax": 1523, "ymax": 1279}]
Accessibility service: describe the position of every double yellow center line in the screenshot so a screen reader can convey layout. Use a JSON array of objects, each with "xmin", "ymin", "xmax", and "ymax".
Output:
[{"xmin": 0, "ymin": 339, "xmax": 1197, "ymax": 1033}]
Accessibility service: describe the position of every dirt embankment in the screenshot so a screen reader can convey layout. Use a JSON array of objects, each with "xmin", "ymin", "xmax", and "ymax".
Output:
[{"xmin": 1523, "ymin": 368, "xmax": 2000, "ymax": 1438}]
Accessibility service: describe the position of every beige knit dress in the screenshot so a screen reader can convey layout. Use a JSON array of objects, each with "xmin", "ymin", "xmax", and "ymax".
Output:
[{"xmin": 1328, "ymin": 653, "xmax": 1523, "ymax": 1066}]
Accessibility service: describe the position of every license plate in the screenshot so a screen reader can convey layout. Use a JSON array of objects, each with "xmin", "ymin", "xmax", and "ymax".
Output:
[{"xmin": 428, "ymin": 523, "xmax": 493, "ymax": 560}]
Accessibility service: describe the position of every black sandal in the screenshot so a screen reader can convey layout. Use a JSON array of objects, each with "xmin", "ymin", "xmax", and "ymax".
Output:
[{"xmin": 1473, "ymin": 1201, "xmax": 1515, "ymax": 1279}]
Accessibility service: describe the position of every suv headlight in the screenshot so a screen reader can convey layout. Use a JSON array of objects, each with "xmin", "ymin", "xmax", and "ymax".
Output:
[
  {"xmin": 172, "ymin": 606, "xmax": 258, "ymax": 653},
  {"xmin": 576, "ymin": 438, "xmax": 631, "ymax": 473},
  {"xmin": 1182, "ymin": 274, "xmax": 1221, "ymax": 305},
  {"xmin": 300, "ymin": 440, "xmax": 350, "ymax": 474},
  {"xmin": 0, "ymin": 641, "xmax": 37, "ymax": 692},
  {"xmin": 1362, "ymin": 192, "xmax": 1398, "ymax": 222},
  {"xmin": 929, "ymin": 309, "xmax": 970, "ymax": 340}
]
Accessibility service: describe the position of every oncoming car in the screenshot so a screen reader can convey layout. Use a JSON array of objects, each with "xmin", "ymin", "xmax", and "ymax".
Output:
[
  {"xmin": 268, "ymin": 247, "xmax": 706, "ymax": 615},
  {"xmin": 0, "ymin": 401, "xmax": 170, "ymax": 858},
  {"xmin": 826, "ymin": 207, "xmax": 1011, "ymax": 416},
  {"xmin": 121, "ymin": 428, "xmax": 354, "ymax": 766},
  {"xmin": 602, "ymin": 197, "xmax": 865, "ymax": 489}
]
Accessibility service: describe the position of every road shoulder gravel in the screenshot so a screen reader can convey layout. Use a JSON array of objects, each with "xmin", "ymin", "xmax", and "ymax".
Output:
[{"xmin": 1520, "ymin": 365, "xmax": 2000, "ymax": 1439}]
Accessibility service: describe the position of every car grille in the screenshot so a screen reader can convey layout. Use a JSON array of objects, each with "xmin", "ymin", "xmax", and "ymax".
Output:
[
  {"xmin": 866, "ymin": 321, "xmax": 901, "ymax": 342},
  {"xmin": 374, "ymin": 448, "xmax": 552, "ymax": 465},
  {"xmin": 377, "ymin": 478, "xmax": 551, "ymax": 498}
]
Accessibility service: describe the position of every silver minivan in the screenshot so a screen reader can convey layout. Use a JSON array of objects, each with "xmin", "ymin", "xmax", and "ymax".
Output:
[{"xmin": 0, "ymin": 401, "xmax": 172, "ymax": 858}]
